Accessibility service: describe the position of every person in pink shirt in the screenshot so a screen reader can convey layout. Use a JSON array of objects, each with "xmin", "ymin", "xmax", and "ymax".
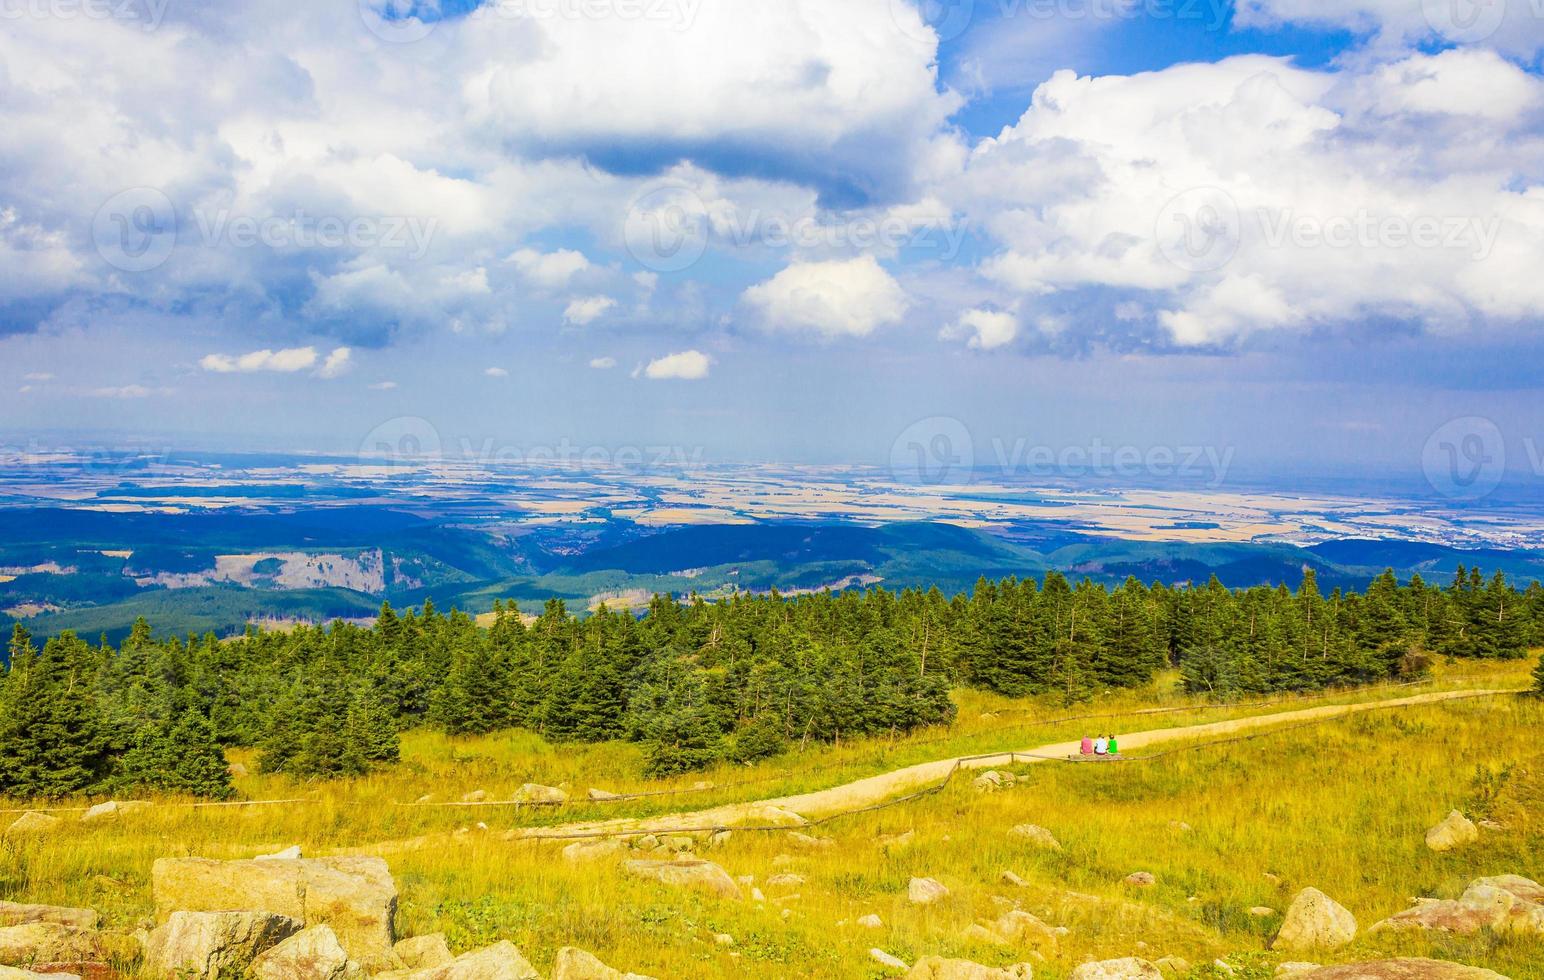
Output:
[{"xmin": 1080, "ymin": 735, "xmax": 1094, "ymax": 756}]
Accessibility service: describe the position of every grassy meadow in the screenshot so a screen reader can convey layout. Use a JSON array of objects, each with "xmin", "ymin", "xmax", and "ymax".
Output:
[{"xmin": 1, "ymin": 657, "xmax": 1540, "ymax": 979}]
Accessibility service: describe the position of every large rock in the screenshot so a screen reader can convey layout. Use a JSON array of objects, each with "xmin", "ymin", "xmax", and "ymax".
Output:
[
  {"xmin": 908, "ymin": 877, "xmax": 949, "ymax": 905},
  {"xmin": 1297, "ymin": 959, "xmax": 1510, "ymax": 979},
  {"xmin": 152, "ymin": 856, "xmax": 397, "ymax": 968},
  {"xmin": 3, "ymin": 813, "xmax": 61, "ymax": 839},
  {"xmin": 142, "ymin": 910, "xmax": 303, "ymax": 979},
  {"xmin": 0, "ymin": 968, "xmax": 78, "ymax": 980},
  {"xmin": 380, "ymin": 941, "xmax": 538, "ymax": 980},
  {"xmin": 0, "ymin": 904, "xmax": 98, "ymax": 931},
  {"xmin": 0, "ymin": 923, "xmax": 104, "ymax": 966},
  {"xmin": 1273, "ymin": 888, "xmax": 1357, "ymax": 952},
  {"xmin": 250, "ymin": 925, "xmax": 364, "ymax": 980},
  {"xmin": 394, "ymin": 935, "xmax": 454, "ymax": 970},
  {"xmin": 551, "ymin": 947, "xmax": 656, "ymax": 980},
  {"xmin": 1067, "ymin": 959, "xmax": 1164, "ymax": 980},
  {"xmin": 512, "ymin": 784, "xmax": 566, "ymax": 805},
  {"xmin": 993, "ymin": 910, "xmax": 1058, "ymax": 950},
  {"xmin": 1424, "ymin": 811, "xmax": 1478, "ymax": 852},
  {"xmin": 80, "ymin": 801, "xmax": 145, "ymax": 824},
  {"xmin": 1008, "ymin": 825, "xmax": 1062, "ymax": 851},
  {"xmin": 905, "ymin": 956, "xmax": 1034, "ymax": 979},
  {"xmin": 622, "ymin": 859, "xmax": 741, "ymax": 900},
  {"xmin": 1372, "ymin": 877, "xmax": 1544, "ymax": 937}
]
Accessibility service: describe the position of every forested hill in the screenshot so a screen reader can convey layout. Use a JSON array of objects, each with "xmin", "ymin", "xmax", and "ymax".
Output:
[{"xmin": 1, "ymin": 566, "xmax": 1541, "ymax": 801}]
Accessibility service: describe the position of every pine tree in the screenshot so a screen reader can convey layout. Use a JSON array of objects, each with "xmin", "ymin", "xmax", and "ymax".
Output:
[{"xmin": 0, "ymin": 631, "xmax": 110, "ymax": 798}]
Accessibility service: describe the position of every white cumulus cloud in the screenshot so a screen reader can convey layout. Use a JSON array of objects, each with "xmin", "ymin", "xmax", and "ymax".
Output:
[
  {"xmin": 942, "ymin": 308, "xmax": 1020, "ymax": 350},
  {"xmin": 200, "ymin": 347, "xmax": 321, "ymax": 374},
  {"xmin": 643, "ymin": 350, "xmax": 711, "ymax": 380},
  {"xmin": 508, "ymin": 248, "xmax": 591, "ymax": 289},
  {"xmin": 564, "ymin": 296, "xmax": 617, "ymax": 326},
  {"xmin": 743, "ymin": 256, "xmax": 909, "ymax": 339}
]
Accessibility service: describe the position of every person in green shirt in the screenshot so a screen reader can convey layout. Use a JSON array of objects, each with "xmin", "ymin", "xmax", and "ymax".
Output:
[{"xmin": 1108, "ymin": 734, "xmax": 1120, "ymax": 756}]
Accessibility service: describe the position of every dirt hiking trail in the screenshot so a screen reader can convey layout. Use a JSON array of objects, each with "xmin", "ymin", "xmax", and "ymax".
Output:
[{"xmin": 508, "ymin": 687, "xmax": 1519, "ymax": 842}]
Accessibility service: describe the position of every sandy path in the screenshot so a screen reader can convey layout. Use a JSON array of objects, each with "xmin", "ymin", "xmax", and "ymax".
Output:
[{"xmin": 516, "ymin": 687, "xmax": 1519, "ymax": 840}]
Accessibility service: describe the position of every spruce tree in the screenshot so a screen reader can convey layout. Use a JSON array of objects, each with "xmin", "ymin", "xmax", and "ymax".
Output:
[{"xmin": 0, "ymin": 632, "xmax": 110, "ymax": 799}]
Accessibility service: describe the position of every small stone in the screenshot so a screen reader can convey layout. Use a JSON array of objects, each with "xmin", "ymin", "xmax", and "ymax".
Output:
[
  {"xmin": 1000, "ymin": 870, "xmax": 1028, "ymax": 888},
  {"xmin": 870, "ymin": 948, "xmax": 909, "ymax": 972},
  {"xmin": 907, "ymin": 877, "xmax": 949, "ymax": 905},
  {"xmin": 1008, "ymin": 825, "xmax": 1062, "ymax": 852},
  {"xmin": 1249, "ymin": 906, "xmax": 1278, "ymax": 917},
  {"xmin": 1425, "ymin": 810, "xmax": 1479, "ymax": 852},
  {"xmin": 713, "ymin": 933, "xmax": 735, "ymax": 946},
  {"xmin": 1123, "ymin": 872, "xmax": 1156, "ymax": 888},
  {"xmin": 587, "ymin": 788, "xmax": 622, "ymax": 801},
  {"xmin": 460, "ymin": 790, "xmax": 487, "ymax": 803},
  {"xmin": 766, "ymin": 873, "xmax": 805, "ymax": 888},
  {"xmin": 857, "ymin": 914, "xmax": 884, "ymax": 929},
  {"xmin": 513, "ymin": 783, "xmax": 567, "ymax": 805}
]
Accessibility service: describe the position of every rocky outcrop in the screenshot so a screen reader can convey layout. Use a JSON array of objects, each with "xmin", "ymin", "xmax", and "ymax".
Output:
[
  {"xmin": 0, "ymin": 904, "xmax": 98, "ymax": 932},
  {"xmin": 151, "ymin": 856, "xmax": 398, "ymax": 969},
  {"xmin": 394, "ymin": 935, "xmax": 453, "ymax": 970},
  {"xmin": 550, "ymin": 947, "xmax": 656, "ymax": 980},
  {"xmin": 1296, "ymin": 959, "xmax": 1509, "ymax": 979},
  {"xmin": 1067, "ymin": 959, "xmax": 1164, "ymax": 980},
  {"xmin": 249, "ymin": 925, "xmax": 365, "ymax": 980},
  {"xmin": 907, "ymin": 878, "xmax": 949, "ymax": 905},
  {"xmin": 1008, "ymin": 825, "xmax": 1061, "ymax": 851},
  {"xmin": 378, "ymin": 941, "xmax": 538, "ymax": 980},
  {"xmin": 905, "ymin": 956, "xmax": 1034, "ymax": 979},
  {"xmin": 1371, "ymin": 875, "xmax": 1544, "ymax": 938},
  {"xmin": 142, "ymin": 910, "xmax": 303, "ymax": 979},
  {"xmin": 3, "ymin": 813, "xmax": 61, "ymax": 839},
  {"xmin": 622, "ymin": 859, "xmax": 741, "ymax": 900},
  {"xmin": 1273, "ymin": 888, "xmax": 1358, "ymax": 952},
  {"xmin": 1424, "ymin": 811, "xmax": 1479, "ymax": 852}
]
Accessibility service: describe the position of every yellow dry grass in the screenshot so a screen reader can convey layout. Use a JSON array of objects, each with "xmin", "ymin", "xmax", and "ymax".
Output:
[{"xmin": 1, "ymin": 658, "xmax": 1539, "ymax": 979}]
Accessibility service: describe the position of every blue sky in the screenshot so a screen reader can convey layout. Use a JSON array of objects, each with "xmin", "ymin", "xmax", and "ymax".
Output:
[{"xmin": 2, "ymin": 0, "xmax": 1543, "ymax": 482}]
